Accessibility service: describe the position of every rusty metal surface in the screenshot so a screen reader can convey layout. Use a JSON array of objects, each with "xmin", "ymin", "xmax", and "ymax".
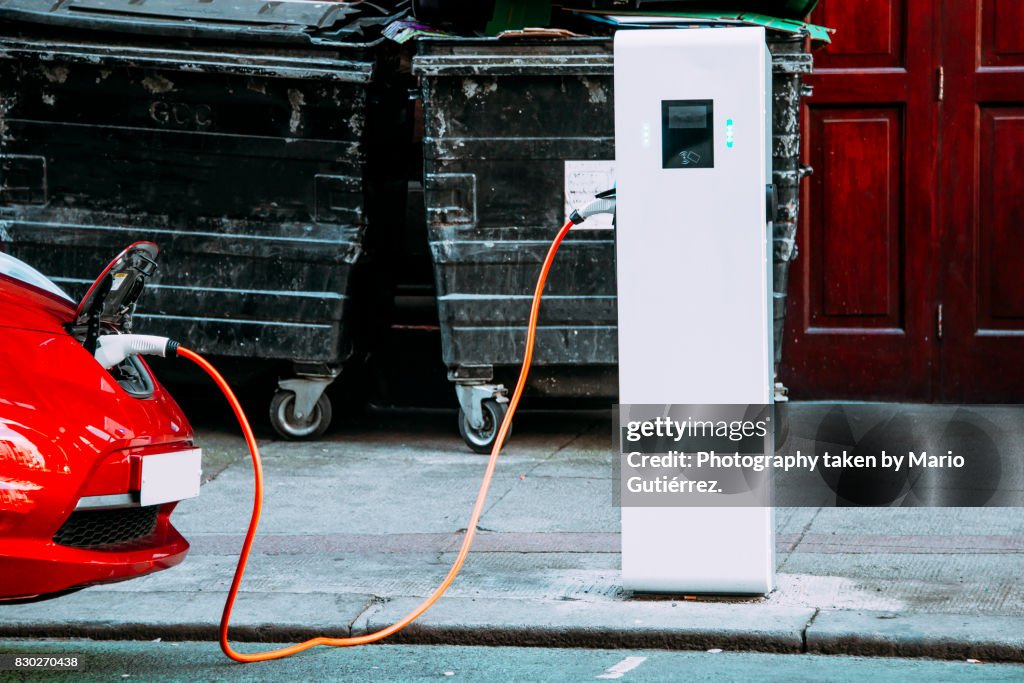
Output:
[
  {"xmin": 415, "ymin": 36, "xmax": 812, "ymax": 393},
  {"xmin": 0, "ymin": 15, "xmax": 411, "ymax": 363}
]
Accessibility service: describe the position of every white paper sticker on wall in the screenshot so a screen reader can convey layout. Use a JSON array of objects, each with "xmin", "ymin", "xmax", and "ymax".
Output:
[{"xmin": 565, "ymin": 160, "xmax": 615, "ymax": 230}]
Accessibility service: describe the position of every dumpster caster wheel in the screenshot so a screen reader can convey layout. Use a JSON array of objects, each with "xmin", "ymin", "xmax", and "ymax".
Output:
[
  {"xmin": 458, "ymin": 399, "xmax": 509, "ymax": 454},
  {"xmin": 270, "ymin": 390, "xmax": 332, "ymax": 440}
]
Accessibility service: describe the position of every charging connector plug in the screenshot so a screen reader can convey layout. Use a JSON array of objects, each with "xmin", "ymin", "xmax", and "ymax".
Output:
[
  {"xmin": 94, "ymin": 334, "xmax": 180, "ymax": 370},
  {"xmin": 569, "ymin": 196, "xmax": 617, "ymax": 225}
]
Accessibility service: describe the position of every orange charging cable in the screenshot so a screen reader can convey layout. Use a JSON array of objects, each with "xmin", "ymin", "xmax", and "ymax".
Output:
[{"xmin": 178, "ymin": 218, "xmax": 576, "ymax": 663}]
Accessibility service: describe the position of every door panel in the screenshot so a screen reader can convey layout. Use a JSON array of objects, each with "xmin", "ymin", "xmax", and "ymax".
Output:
[
  {"xmin": 939, "ymin": 1, "xmax": 1024, "ymax": 401},
  {"xmin": 811, "ymin": 0, "xmax": 905, "ymax": 68},
  {"xmin": 978, "ymin": 110, "xmax": 1024, "ymax": 324},
  {"xmin": 781, "ymin": 0, "xmax": 938, "ymax": 399},
  {"xmin": 813, "ymin": 109, "xmax": 903, "ymax": 325},
  {"xmin": 981, "ymin": 0, "xmax": 1024, "ymax": 67}
]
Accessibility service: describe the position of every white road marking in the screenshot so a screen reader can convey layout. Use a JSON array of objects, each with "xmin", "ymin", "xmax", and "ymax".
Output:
[{"xmin": 596, "ymin": 656, "xmax": 648, "ymax": 679}]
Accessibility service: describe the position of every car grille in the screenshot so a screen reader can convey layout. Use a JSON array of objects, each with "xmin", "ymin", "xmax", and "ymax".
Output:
[{"xmin": 53, "ymin": 505, "xmax": 159, "ymax": 549}]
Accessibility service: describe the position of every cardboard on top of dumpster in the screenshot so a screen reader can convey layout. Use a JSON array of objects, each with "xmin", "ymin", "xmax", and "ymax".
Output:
[
  {"xmin": 0, "ymin": 0, "xmax": 410, "ymax": 44},
  {"xmin": 562, "ymin": 9, "xmax": 832, "ymax": 46}
]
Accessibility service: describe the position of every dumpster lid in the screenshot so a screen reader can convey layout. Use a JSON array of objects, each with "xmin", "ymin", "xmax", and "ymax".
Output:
[
  {"xmin": 0, "ymin": 0, "xmax": 406, "ymax": 45},
  {"xmin": 56, "ymin": 0, "xmax": 359, "ymax": 28}
]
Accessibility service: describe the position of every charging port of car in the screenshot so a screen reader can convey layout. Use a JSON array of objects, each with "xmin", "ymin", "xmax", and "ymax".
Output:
[{"xmin": 111, "ymin": 353, "xmax": 155, "ymax": 399}]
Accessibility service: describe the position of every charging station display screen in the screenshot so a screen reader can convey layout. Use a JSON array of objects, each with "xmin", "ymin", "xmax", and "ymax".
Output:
[{"xmin": 662, "ymin": 99, "xmax": 714, "ymax": 169}]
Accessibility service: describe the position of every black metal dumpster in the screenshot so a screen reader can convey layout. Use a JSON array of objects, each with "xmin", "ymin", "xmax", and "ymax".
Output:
[
  {"xmin": 0, "ymin": 0, "xmax": 411, "ymax": 438},
  {"xmin": 414, "ymin": 36, "xmax": 812, "ymax": 452}
]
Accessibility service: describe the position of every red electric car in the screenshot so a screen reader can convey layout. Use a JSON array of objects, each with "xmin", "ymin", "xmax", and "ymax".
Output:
[{"xmin": 0, "ymin": 243, "xmax": 199, "ymax": 602}]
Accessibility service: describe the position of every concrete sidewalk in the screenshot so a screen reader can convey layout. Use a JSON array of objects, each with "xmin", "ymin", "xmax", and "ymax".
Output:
[{"xmin": 3, "ymin": 409, "xmax": 1023, "ymax": 662}]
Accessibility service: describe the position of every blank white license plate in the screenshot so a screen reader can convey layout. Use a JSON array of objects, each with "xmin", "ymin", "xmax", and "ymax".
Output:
[{"xmin": 140, "ymin": 448, "xmax": 202, "ymax": 507}]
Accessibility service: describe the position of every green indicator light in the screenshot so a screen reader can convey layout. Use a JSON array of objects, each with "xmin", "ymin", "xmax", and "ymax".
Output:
[{"xmin": 725, "ymin": 118, "xmax": 735, "ymax": 148}]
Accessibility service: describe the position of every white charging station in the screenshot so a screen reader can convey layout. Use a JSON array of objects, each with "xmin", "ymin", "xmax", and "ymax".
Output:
[{"xmin": 614, "ymin": 27, "xmax": 775, "ymax": 594}]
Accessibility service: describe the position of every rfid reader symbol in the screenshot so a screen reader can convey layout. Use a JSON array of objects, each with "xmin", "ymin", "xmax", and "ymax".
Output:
[{"xmin": 678, "ymin": 150, "xmax": 702, "ymax": 165}]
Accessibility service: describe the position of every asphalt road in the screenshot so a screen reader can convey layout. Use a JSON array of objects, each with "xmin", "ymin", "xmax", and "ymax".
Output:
[{"xmin": 1, "ymin": 640, "xmax": 1022, "ymax": 682}]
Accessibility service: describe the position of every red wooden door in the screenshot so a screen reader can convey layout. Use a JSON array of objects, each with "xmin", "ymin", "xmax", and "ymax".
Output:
[
  {"xmin": 781, "ymin": 0, "xmax": 940, "ymax": 400},
  {"xmin": 938, "ymin": 0, "xmax": 1024, "ymax": 402}
]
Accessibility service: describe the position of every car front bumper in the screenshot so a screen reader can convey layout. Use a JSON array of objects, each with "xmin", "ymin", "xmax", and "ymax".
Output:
[{"xmin": 0, "ymin": 518, "xmax": 189, "ymax": 601}]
